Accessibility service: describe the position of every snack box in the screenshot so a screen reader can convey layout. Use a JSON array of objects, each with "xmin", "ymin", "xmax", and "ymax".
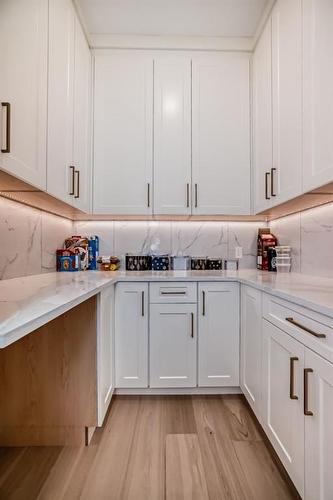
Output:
[
  {"xmin": 56, "ymin": 249, "xmax": 79, "ymax": 272},
  {"xmin": 88, "ymin": 236, "xmax": 99, "ymax": 270}
]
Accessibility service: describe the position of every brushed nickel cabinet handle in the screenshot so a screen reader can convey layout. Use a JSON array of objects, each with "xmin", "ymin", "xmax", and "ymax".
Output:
[
  {"xmin": 74, "ymin": 169, "xmax": 80, "ymax": 198},
  {"xmin": 271, "ymin": 168, "xmax": 276, "ymax": 197},
  {"xmin": 147, "ymin": 183, "xmax": 150, "ymax": 208},
  {"xmin": 304, "ymin": 368, "xmax": 314, "ymax": 416},
  {"xmin": 161, "ymin": 291, "xmax": 186, "ymax": 296},
  {"xmin": 69, "ymin": 166, "xmax": 75, "ymax": 195},
  {"xmin": 141, "ymin": 291, "xmax": 145, "ymax": 317},
  {"xmin": 1, "ymin": 102, "xmax": 11, "ymax": 153},
  {"xmin": 202, "ymin": 291, "xmax": 206, "ymax": 316},
  {"xmin": 290, "ymin": 357, "xmax": 299, "ymax": 400},
  {"xmin": 265, "ymin": 172, "xmax": 270, "ymax": 200},
  {"xmin": 191, "ymin": 312, "xmax": 194, "ymax": 338},
  {"xmin": 195, "ymin": 184, "xmax": 198, "ymax": 208},
  {"xmin": 285, "ymin": 317, "xmax": 326, "ymax": 339},
  {"xmin": 186, "ymin": 183, "xmax": 190, "ymax": 208}
]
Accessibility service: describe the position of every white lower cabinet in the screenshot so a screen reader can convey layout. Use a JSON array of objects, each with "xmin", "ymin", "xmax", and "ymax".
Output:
[
  {"xmin": 304, "ymin": 349, "xmax": 333, "ymax": 500},
  {"xmin": 240, "ymin": 286, "xmax": 262, "ymax": 418},
  {"xmin": 198, "ymin": 283, "xmax": 239, "ymax": 387},
  {"xmin": 115, "ymin": 283, "xmax": 148, "ymax": 388},
  {"xmin": 150, "ymin": 303, "xmax": 197, "ymax": 388},
  {"xmin": 262, "ymin": 319, "xmax": 305, "ymax": 497},
  {"xmin": 97, "ymin": 286, "xmax": 114, "ymax": 426}
]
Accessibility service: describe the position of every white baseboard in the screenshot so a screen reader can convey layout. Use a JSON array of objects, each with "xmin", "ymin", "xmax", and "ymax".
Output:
[{"xmin": 115, "ymin": 386, "xmax": 242, "ymax": 396}]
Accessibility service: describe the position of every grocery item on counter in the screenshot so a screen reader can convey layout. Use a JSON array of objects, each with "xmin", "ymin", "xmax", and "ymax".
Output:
[
  {"xmin": 56, "ymin": 249, "xmax": 79, "ymax": 272},
  {"xmin": 151, "ymin": 255, "xmax": 170, "ymax": 271},
  {"xmin": 125, "ymin": 254, "xmax": 151, "ymax": 271},
  {"xmin": 224, "ymin": 259, "xmax": 239, "ymax": 271},
  {"xmin": 88, "ymin": 236, "xmax": 99, "ymax": 270},
  {"xmin": 191, "ymin": 257, "xmax": 207, "ymax": 271},
  {"xmin": 170, "ymin": 256, "xmax": 191, "ymax": 270},
  {"xmin": 97, "ymin": 256, "xmax": 120, "ymax": 271},
  {"xmin": 275, "ymin": 246, "xmax": 292, "ymax": 273},
  {"xmin": 207, "ymin": 258, "xmax": 223, "ymax": 270},
  {"xmin": 63, "ymin": 235, "xmax": 100, "ymax": 271},
  {"xmin": 257, "ymin": 228, "xmax": 277, "ymax": 271},
  {"xmin": 268, "ymin": 247, "xmax": 277, "ymax": 272}
]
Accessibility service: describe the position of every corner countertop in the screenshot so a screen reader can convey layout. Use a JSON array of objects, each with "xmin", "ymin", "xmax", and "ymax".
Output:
[{"xmin": 1, "ymin": 269, "xmax": 333, "ymax": 348}]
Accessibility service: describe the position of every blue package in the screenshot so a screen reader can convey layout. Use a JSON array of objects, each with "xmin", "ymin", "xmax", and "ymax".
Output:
[{"xmin": 88, "ymin": 236, "xmax": 99, "ymax": 270}]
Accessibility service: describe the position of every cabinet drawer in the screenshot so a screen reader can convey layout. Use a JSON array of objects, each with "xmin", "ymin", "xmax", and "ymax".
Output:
[
  {"xmin": 263, "ymin": 293, "xmax": 333, "ymax": 363},
  {"xmin": 150, "ymin": 282, "xmax": 197, "ymax": 303}
]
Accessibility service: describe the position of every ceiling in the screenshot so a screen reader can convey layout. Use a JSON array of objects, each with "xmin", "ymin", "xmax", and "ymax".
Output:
[{"xmin": 76, "ymin": 0, "xmax": 271, "ymax": 38}]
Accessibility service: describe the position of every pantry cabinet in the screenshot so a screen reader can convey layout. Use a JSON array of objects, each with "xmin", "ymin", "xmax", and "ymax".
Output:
[
  {"xmin": 115, "ymin": 283, "xmax": 148, "ymax": 388},
  {"xmin": 303, "ymin": 0, "xmax": 333, "ymax": 192},
  {"xmin": 198, "ymin": 283, "xmax": 240, "ymax": 387},
  {"xmin": 93, "ymin": 51, "xmax": 153, "ymax": 215},
  {"xmin": 153, "ymin": 57, "xmax": 192, "ymax": 215},
  {"xmin": 150, "ymin": 303, "xmax": 197, "ymax": 388},
  {"xmin": 262, "ymin": 319, "xmax": 305, "ymax": 497},
  {"xmin": 48, "ymin": 0, "xmax": 91, "ymax": 211},
  {"xmin": 0, "ymin": 0, "xmax": 48, "ymax": 189},
  {"xmin": 97, "ymin": 286, "xmax": 114, "ymax": 426},
  {"xmin": 240, "ymin": 286, "xmax": 262, "ymax": 418},
  {"xmin": 192, "ymin": 54, "xmax": 251, "ymax": 215}
]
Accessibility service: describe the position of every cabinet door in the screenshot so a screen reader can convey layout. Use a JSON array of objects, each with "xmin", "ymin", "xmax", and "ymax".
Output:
[
  {"xmin": 198, "ymin": 283, "xmax": 239, "ymax": 387},
  {"xmin": 115, "ymin": 283, "xmax": 148, "ymax": 388},
  {"xmin": 262, "ymin": 320, "xmax": 305, "ymax": 497},
  {"xmin": 72, "ymin": 18, "xmax": 91, "ymax": 212},
  {"xmin": 153, "ymin": 56, "xmax": 191, "ymax": 215},
  {"xmin": 47, "ymin": 0, "xmax": 75, "ymax": 205},
  {"xmin": 303, "ymin": 0, "xmax": 333, "ymax": 192},
  {"xmin": 0, "ymin": 0, "xmax": 47, "ymax": 189},
  {"xmin": 97, "ymin": 286, "xmax": 114, "ymax": 426},
  {"xmin": 270, "ymin": 0, "xmax": 302, "ymax": 206},
  {"xmin": 240, "ymin": 286, "xmax": 262, "ymax": 418},
  {"xmin": 150, "ymin": 303, "xmax": 197, "ymax": 388},
  {"xmin": 192, "ymin": 53, "xmax": 251, "ymax": 215},
  {"xmin": 304, "ymin": 349, "xmax": 333, "ymax": 500},
  {"xmin": 253, "ymin": 19, "xmax": 273, "ymax": 214},
  {"xmin": 93, "ymin": 51, "xmax": 153, "ymax": 215}
]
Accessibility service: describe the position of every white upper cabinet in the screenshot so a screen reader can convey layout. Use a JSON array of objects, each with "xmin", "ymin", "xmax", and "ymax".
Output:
[
  {"xmin": 93, "ymin": 51, "xmax": 153, "ymax": 215},
  {"xmin": 153, "ymin": 56, "xmax": 192, "ymax": 215},
  {"xmin": 192, "ymin": 53, "xmax": 251, "ymax": 215},
  {"xmin": 48, "ymin": 0, "xmax": 91, "ymax": 210},
  {"xmin": 270, "ymin": 0, "xmax": 302, "ymax": 207},
  {"xmin": 303, "ymin": 0, "xmax": 333, "ymax": 192},
  {"xmin": 198, "ymin": 283, "xmax": 240, "ymax": 387},
  {"xmin": 0, "ymin": 0, "xmax": 48, "ymax": 189},
  {"xmin": 253, "ymin": 19, "xmax": 273, "ymax": 214}
]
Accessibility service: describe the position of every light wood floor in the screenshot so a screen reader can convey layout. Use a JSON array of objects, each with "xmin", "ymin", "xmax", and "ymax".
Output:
[{"xmin": 0, "ymin": 395, "xmax": 300, "ymax": 500}]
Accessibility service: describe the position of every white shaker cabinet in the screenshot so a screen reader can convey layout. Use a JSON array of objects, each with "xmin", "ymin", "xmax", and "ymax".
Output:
[
  {"xmin": 93, "ymin": 51, "xmax": 153, "ymax": 215},
  {"xmin": 153, "ymin": 57, "xmax": 192, "ymax": 215},
  {"xmin": 304, "ymin": 349, "xmax": 333, "ymax": 500},
  {"xmin": 48, "ymin": 0, "xmax": 91, "ymax": 211},
  {"xmin": 303, "ymin": 0, "xmax": 333, "ymax": 192},
  {"xmin": 198, "ymin": 283, "xmax": 240, "ymax": 387},
  {"xmin": 253, "ymin": 19, "xmax": 273, "ymax": 214},
  {"xmin": 192, "ymin": 53, "xmax": 251, "ymax": 215},
  {"xmin": 97, "ymin": 286, "xmax": 114, "ymax": 426},
  {"xmin": 0, "ymin": 0, "xmax": 48, "ymax": 189},
  {"xmin": 262, "ymin": 320, "xmax": 305, "ymax": 497},
  {"xmin": 115, "ymin": 283, "xmax": 148, "ymax": 388},
  {"xmin": 150, "ymin": 303, "xmax": 197, "ymax": 388},
  {"xmin": 240, "ymin": 286, "xmax": 262, "ymax": 418}
]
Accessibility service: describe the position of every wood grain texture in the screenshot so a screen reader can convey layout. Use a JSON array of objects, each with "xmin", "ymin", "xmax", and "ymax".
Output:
[
  {"xmin": 0, "ymin": 297, "xmax": 97, "ymax": 446},
  {"xmin": 166, "ymin": 434, "xmax": 209, "ymax": 500},
  {"xmin": 0, "ymin": 395, "xmax": 300, "ymax": 500}
]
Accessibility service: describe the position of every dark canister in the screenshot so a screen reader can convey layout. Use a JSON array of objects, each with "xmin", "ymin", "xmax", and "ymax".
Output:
[
  {"xmin": 125, "ymin": 254, "xmax": 151, "ymax": 271},
  {"xmin": 268, "ymin": 247, "xmax": 277, "ymax": 272},
  {"xmin": 206, "ymin": 258, "xmax": 223, "ymax": 270},
  {"xmin": 151, "ymin": 255, "xmax": 170, "ymax": 271},
  {"xmin": 191, "ymin": 257, "xmax": 207, "ymax": 271}
]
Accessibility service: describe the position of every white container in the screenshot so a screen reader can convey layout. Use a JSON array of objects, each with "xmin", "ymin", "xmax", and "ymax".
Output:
[{"xmin": 170, "ymin": 256, "xmax": 191, "ymax": 271}]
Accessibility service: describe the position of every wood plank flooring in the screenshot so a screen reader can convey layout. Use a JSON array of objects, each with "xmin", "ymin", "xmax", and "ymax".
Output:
[{"xmin": 0, "ymin": 395, "xmax": 300, "ymax": 500}]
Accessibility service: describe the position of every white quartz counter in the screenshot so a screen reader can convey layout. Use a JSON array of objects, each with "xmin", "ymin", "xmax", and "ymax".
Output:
[{"xmin": 1, "ymin": 269, "xmax": 333, "ymax": 348}]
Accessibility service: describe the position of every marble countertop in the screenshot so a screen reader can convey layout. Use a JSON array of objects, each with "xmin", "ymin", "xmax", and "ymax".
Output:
[{"xmin": 1, "ymin": 269, "xmax": 333, "ymax": 348}]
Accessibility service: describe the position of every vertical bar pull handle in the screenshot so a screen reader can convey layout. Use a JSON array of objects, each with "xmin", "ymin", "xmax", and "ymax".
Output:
[
  {"xmin": 147, "ymin": 183, "xmax": 150, "ymax": 208},
  {"xmin": 1, "ymin": 102, "xmax": 11, "ymax": 153},
  {"xmin": 74, "ymin": 170, "xmax": 80, "ymax": 198},
  {"xmin": 195, "ymin": 184, "xmax": 198, "ymax": 208},
  {"xmin": 265, "ymin": 172, "xmax": 270, "ymax": 200},
  {"xmin": 141, "ymin": 291, "xmax": 145, "ymax": 317},
  {"xmin": 202, "ymin": 291, "xmax": 206, "ymax": 316},
  {"xmin": 271, "ymin": 168, "xmax": 276, "ymax": 197},
  {"xmin": 69, "ymin": 166, "xmax": 75, "ymax": 195},
  {"xmin": 190, "ymin": 312, "xmax": 194, "ymax": 338},
  {"xmin": 186, "ymin": 183, "xmax": 190, "ymax": 208},
  {"xmin": 304, "ymin": 368, "xmax": 314, "ymax": 416},
  {"xmin": 289, "ymin": 357, "xmax": 299, "ymax": 400}
]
